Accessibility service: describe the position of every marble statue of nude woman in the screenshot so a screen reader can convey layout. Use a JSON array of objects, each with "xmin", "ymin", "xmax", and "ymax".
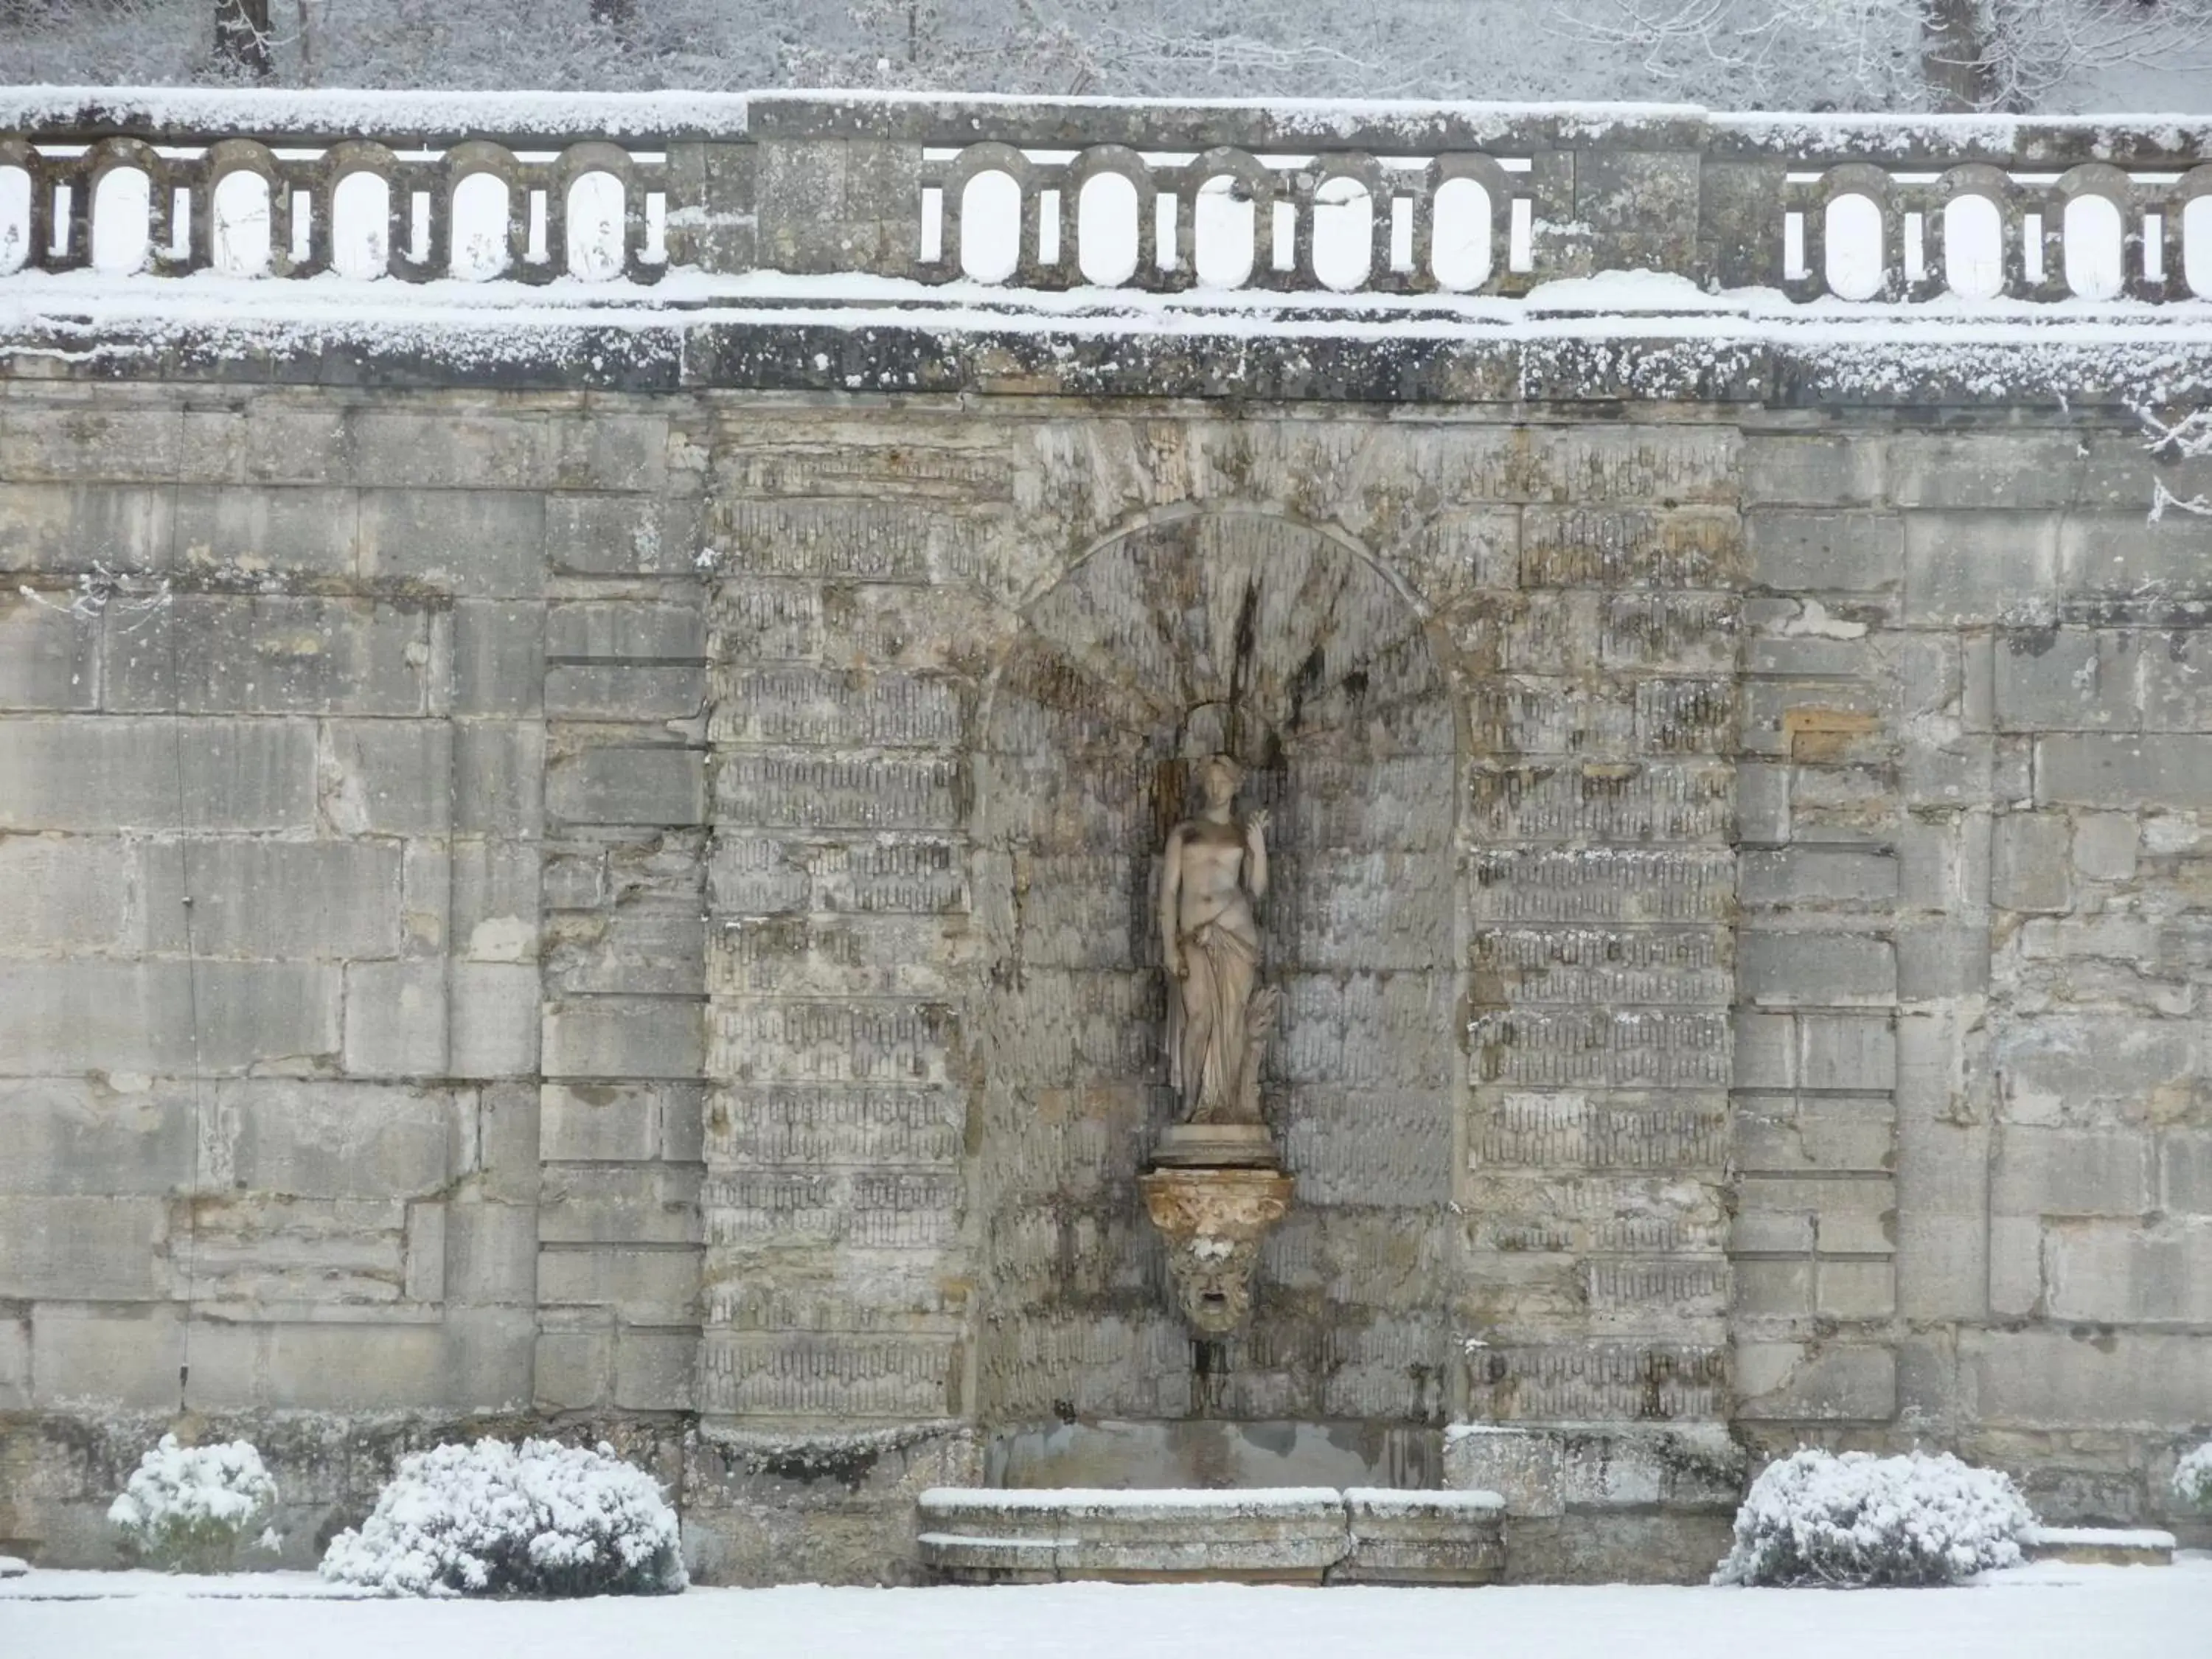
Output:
[{"xmin": 1158, "ymin": 754, "xmax": 1281, "ymax": 1128}]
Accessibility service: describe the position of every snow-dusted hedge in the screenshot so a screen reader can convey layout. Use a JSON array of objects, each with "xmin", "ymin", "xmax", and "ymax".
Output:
[
  {"xmin": 108, "ymin": 1434, "xmax": 279, "ymax": 1573},
  {"xmin": 1714, "ymin": 1449, "xmax": 2035, "ymax": 1587},
  {"xmin": 2175, "ymin": 1442, "xmax": 2212, "ymax": 1510},
  {"xmin": 319, "ymin": 1438, "xmax": 686, "ymax": 1598}
]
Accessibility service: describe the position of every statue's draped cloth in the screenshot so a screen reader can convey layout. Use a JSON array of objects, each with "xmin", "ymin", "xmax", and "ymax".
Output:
[{"xmin": 1169, "ymin": 917, "xmax": 1269, "ymax": 1124}]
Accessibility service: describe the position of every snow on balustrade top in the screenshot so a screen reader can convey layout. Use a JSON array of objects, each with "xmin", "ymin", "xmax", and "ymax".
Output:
[
  {"xmin": 3, "ymin": 86, "xmax": 2211, "ymax": 163},
  {"xmin": 0, "ymin": 85, "xmax": 754, "ymax": 145}
]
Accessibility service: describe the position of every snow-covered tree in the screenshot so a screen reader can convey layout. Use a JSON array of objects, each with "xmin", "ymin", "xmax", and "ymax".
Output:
[
  {"xmin": 2, "ymin": 0, "xmax": 2209, "ymax": 110},
  {"xmin": 1714, "ymin": 1448, "xmax": 2035, "ymax": 1587},
  {"xmin": 320, "ymin": 1439, "xmax": 686, "ymax": 1599},
  {"xmin": 108, "ymin": 1435, "xmax": 280, "ymax": 1574},
  {"xmin": 212, "ymin": 0, "xmax": 273, "ymax": 77}
]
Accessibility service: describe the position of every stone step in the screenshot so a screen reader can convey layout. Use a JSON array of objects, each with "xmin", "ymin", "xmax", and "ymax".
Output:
[
  {"xmin": 917, "ymin": 1486, "xmax": 1506, "ymax": 1585},
  {"xmin": 2021, "ymin": 1526, "xmax": 2177, "ymax": 1567}
]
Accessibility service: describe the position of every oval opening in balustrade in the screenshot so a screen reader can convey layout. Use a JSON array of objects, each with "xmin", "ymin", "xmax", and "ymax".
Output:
[
  {"xmin": 331, "ymin": 171, "xmax": 389, "ymax": 277},
  {"xmin": 1312, "ymin": 176, "xmax": 1372, "ymax": 292},
  {"xmin": 2188, "ymin": 197, "xmax": 2212, "ymax": 299},
  {"xmin": 2063, "ymin": 192, "xmax": 2124, "ymax": 299},
  {"xmin": 450, "ymin": 172, "xmax": 511, "ymax": 280},
  {"xmin": 1077, "ymin": 172, "xmax": 1138, "ymax": 287},
  {"xmin": 1193, "ymin": 175, "xmax": 1254, "ymax": 289},
  {"xmin": 1941, "ymin": 193, "xmax": 2003, "ymax": 300},
  {"xmin": 0, "ymin": 165, "xmax": 29, "ymax": 274},
  {"xmin": 1824, "ymin": 193, "xmax": 1885, "ymax": 300},
  {"xmin": 567, "ymin": 171, "xmax": 625, "ymax": 281},
  {"xmin": 1430, "ymin": 177, "xmax": 1492, "ymax": 292},
  {"xmin": 959, "ymin": 169, "xmax": 1019, "ymax": 284},
  {"xmin": 210, "ymin": 170, "xmax": 271, "ymax": 276},
  {"xmin": 91, "ymin": 167, "xmax": 151, "ymax": 274}
]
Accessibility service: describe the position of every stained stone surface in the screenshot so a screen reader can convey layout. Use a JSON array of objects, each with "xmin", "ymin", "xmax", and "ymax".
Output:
[
  {"xmin": 915, "ymin": 1486, "xmax": 1506, "ymax": 1585},
  {"xmin": 3, "ymin": 363, "xmax": 2212, "ymax": 1583}
]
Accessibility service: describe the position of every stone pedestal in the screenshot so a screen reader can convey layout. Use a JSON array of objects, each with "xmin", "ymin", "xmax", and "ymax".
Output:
[
  {"xmin": 1138, "ymin": 1165, "xmax": 1294, "ymax": 1335},
  {"xmin": 1151, "ymin": 1122, "xmax": 1279, "ymax": 1167}
]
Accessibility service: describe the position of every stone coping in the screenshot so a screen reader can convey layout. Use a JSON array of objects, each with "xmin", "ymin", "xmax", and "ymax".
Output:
[
  {"xmin": 917, "ymin": 1486, "xmax": 1510, "ymax": 1585},
  {"xmin": 917, "ymin": 1486, "xmax": 1512, "ymax": 1524},
  {"xmin": 2022, "ymin": 1526, "xmax": 2177, "ymax": 1566},
  {"xmin": 4, "ymin": 306, "xmax": 2212, "ymax": 410}
]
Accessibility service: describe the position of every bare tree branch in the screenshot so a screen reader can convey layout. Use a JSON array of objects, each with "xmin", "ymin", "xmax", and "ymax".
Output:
[{"xmin": 213, "ymin": 0, "xmax": 274, "ymax": 77}]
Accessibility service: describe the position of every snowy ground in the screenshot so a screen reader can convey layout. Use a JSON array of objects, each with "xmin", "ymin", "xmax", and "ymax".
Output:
[{"xmin": 2, "ymin": 1557, "xmax": 2207, "ymax": 1659}]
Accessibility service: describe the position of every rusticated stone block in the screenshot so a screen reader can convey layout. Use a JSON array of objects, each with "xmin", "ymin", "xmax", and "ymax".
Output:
[
  {"xmin": 28, "ymin": 1304, "xmax": 184, "ymax": 1408},
  {"xmin": 1464, "ymin": 1341, "xmax": 1728, "ymax": 1422},
  {"xmin": 2046, "ymin": 1221, "xmax": 2212, "ymax": 1324},
  {"xmin": 1993, "ymin": 1127, "xmax": 2153, "ymax": 1218},
  {"xmin": 537, "ymin": 1245, "xmax": 698, "ymax": 1323},
  {"xmin": 0, "ymin": 481, "xmax": 173, "ymax": 573},
  {"xmin": 453, "ymin": 599, "xmax": 546, "ymax": 717},
  {"xmin": 2037, "ymin": 734, "xmax": 2212, "ymax": 809},
  {"xmin": 1443, "ymin": 1425, "xmax": 1563, "ymax": 1516},
  {"xmin": 0, "ymin": 591, "xmax": 100, "ymax": 712},
  {"xmin": 1992, "ymin": 812, "xmax": 2072, "ymax": 911},
  {"xmin": 543, "ymin": 998, "xmax": 705, "ymax": 1080},
  {"xmin": 546, "ymin": 493, "xmax": 703, "ymax": 576},
  {"xmin": 223, "ymin": 1079, "xmax": 451, "ymax": 1197},
  {"xmin": 341, "ymin": 959, "xmax": 447, "ymax": 1078},
  {"xmin": 1970, "ymin": 1329, "xmax": 2212, "ymax": 1428},
  {"xmin": 1736, "ymin": 931, "xmax": 1895, "ymax": 1009},
  {"xmin": 1734, "ymin": 1340, "xmax": 1896, "ymax": 1422},
  {"xmin": 1745, "ymin": 434, "xmax": 1883, "ymax": 507},
  {"xmin": 1336, "ymin": 1489, "xmax": 1506, "ymax": 1585},
  {"xmin": 614, "ymin": 1326, "xmax": 699, "ymax": 1411},
  {"xmin": 0, "ymin": 716, "xmax": 316, "ymax": 832},
  {"xmin": 451, "ymin": 961, "xmax": 541, "ymax": 1079},
  {"xmin": 0, "ymin": 404, "xmax": 183, "ymax": 481},
  {"xmin": 144, "ymin": 839, "xmax": 403, "ymax": 959},
  {"xmin": 700, "ymin": 1331, "xmax": 957, "ymax": 1418},
  {"xmin": 444, "ymin": 1200, "xmax": 539, "ymax": 1307},
  {"xmin": 549, "ymin": 744, "xmax": 706, "ymax": 827},
  {"xmin": 0, "ymin": 1197, "xmax": 169, "ymax": 1300},
  {"xmin": 358, "ymin": 488, "xmax": 547, "ymax": 598},
  {"xmin": 0, "ymin": 959, "xmax": 339, "ymax": 1075},
  {"xmin": 1747, "ymin": 510, "xmax": 1902, "ymax": 591},
  {"xmin": 0, "ymin": 835, "xmax": 135, "ymax": 953},
  {"xmin": 323, "ymin": 719, "xmax": 452, "ymax": 835},
  {"xmin": 1994, "ymin": 1017, "xmax": 2197, "ymax": 1121},
  {"xmin": 1904, "ymin": 513, "xmax": 2059, "ymax": 623}
]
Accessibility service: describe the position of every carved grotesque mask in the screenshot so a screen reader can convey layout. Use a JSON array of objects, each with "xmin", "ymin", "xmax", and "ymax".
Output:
[{"xmin": 1171, "ymin": 1234, "xmax": 1256, "ymax": 1335}]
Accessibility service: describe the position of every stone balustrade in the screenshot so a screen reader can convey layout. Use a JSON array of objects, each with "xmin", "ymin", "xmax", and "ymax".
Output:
[{"xmin": 1, "ymin": 89, "xmax": 2210, "ymax": 302}]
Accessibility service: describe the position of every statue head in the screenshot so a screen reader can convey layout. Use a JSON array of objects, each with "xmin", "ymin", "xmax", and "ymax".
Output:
[{"xmin": 1194, "ymin": 753, "xmax": 1242, "ymax": 810}]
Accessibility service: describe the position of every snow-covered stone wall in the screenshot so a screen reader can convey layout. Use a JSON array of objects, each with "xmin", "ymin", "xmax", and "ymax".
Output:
[{"xmin": 2, "ymin": 98, "xmax": 2212, "ymax": 1579}]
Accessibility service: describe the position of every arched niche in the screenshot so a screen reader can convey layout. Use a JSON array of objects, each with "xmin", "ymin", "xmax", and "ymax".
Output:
[{"xmin": 970, "ymin": 509, "xmax": 1460, "ymax": 1428}]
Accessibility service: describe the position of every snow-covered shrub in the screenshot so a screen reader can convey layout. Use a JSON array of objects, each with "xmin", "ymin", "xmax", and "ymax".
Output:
[
  {"xmin": 319, "ymin": 1438, "xmax": 686, "ymax": 1598},
  {"xmin": 2174, "ymin": 1442, "xmax": 2212, "ymax": 1510},
  {"xmin": 1714, "ymin": 1448, "xmax": 2034, "ymax": 1587},
  {"xmin": 108, "ymin": 1434, "xmax": 279, "ymax": 1573}
]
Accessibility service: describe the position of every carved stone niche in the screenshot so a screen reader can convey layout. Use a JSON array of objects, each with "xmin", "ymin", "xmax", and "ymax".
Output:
[{"xmin": 1138, "ymin": 1166, "xmax": 1295, "ymax": 1337}]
